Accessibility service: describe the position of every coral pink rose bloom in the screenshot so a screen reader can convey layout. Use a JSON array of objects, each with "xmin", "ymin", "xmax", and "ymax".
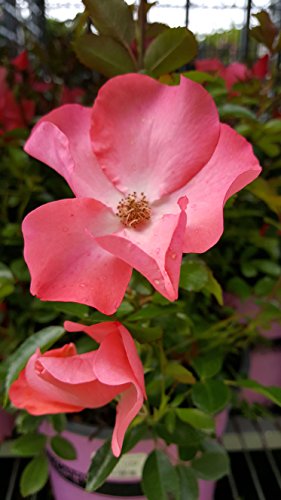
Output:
[
  {"xmin": 23, "ymin": 74, "xmax": 261, "ymax": 314},
  {"xmin": 9, "ymin": 321, "xmax": 146, "ymax": 457}
]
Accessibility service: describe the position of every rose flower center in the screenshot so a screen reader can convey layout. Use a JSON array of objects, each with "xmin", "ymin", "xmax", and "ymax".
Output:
[{"xmin": 116, "ymin": 192, "xmax": 151, "ymax": 228}]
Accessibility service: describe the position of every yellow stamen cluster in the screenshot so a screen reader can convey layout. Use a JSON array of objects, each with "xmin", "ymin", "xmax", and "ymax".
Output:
[{"xmin": 116, "ymin": 192, "xmax": 151, "ymax": 228}]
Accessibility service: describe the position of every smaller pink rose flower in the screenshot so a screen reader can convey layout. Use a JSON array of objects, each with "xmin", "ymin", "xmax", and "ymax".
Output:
[{"xmin": 9, "ymin": 321, "xmax": 146, "ymax": 457}]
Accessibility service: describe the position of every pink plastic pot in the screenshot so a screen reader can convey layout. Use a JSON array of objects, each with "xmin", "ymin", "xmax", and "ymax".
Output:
[
  {"xmin": 0, "ymin": 408, "xmax": 14, "ymax": 443},
  {"xmin": 225, "ymin": 294, "xmax": 281, "ymax": 406},
  {"xmin": 241, "ymin": 348, "xmax": 281, "ymax": 405},
  {"xmin": 42, "ymin": 409, "xmax": 229, "ymax": 500}
]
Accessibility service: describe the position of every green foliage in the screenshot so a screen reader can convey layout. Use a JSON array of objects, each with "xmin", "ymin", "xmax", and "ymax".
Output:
[
  {"xmin": 83, "ymin": 0, "xmax": 135, "ymax": 45},
  {"xmin": 86, "ymin": 438, "xmax": 120, "ymax": 491},
  {"xmin": 50, "ymin": 435, "xmax": 77, "ymax": 460},
  {"xmin": 237, "ymin": 379, "xmax": 281, "ymax": 407},
  {"xmin": 74, "ymin": 34, "xmax": 136, "ymax": 76},
  {"xmin": 20, "ymin": 454, "xmax": 49, "ymax": 497},
  {"xmin": 141, "ymin": 450, "xmax": 180, "ymax": 500},
  {"xmin": 11, "ymin": 433, "xmax": 47, "ymax": 457},
  {"xmin": 191, "ymin": 441, "xmax": 230, "ymax": 481},
  {"xmin": 144, "ymin": 28, "xmax": 198, "ymax": 77},
  {"xmin": 4, "ymin": 326, "xmax": 65, "ymax": 399},
  {"xmin": 191, "ymin": 380, "xmax": 230, "ymax": 415},
  {"xmin": 176, "ymin": 409, "xmax": 215, "ymax": 433},
  {"xmin": 176, "ymin": 465, "xmax": 198, "ymax": 500}
]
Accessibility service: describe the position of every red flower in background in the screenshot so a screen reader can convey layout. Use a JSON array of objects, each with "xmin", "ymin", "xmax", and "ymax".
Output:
[
  {"xmin": 195, "ymin": 55, "xmax": 269, "ymax": 89},
  {"xmin": 0, "ymin": 66, "xmax": 35, "ymax": 133}
]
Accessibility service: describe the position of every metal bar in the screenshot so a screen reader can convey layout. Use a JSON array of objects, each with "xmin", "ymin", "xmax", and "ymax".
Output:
[
  {"xmin": 253, "ymin": 419, "xmax": 281, "ymax": 492},
  {"xmin": 185, "ymin": 0, "xmax": 190, "ymax": 27},
  {"xmin": 5, "ymin": 458, "xmax": 20, "ymax": 500},
  {"xmin": 243, "ymin": 0, "xmax": 252, "ymax": 61},
  {"xmin": 232, "ymin": 417, "xmax": 266, "ymax": 500}
]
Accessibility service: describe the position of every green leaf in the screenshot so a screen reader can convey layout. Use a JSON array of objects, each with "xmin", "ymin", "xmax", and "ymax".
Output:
[
  {"xmin": 156, "ymin": 418, "xmax": 202, "ymax": 448},
  {"xmin": 192, "ymin": 351, "xmax": 223, "ymax": 379},
  {"xmin": 141, "ymin": 450, "xmax": 180, "ymax": 500},
  {"xmin": 128, "ymin": 305, "xmax": 162, "ymax": 321},
  {"xmin": 227, "ymin": 277, "xmax": 251, "ymax": 300},
  {"xmin": 144, "ymin": 28, "xmax": 197, "ymax": 77},
  {"xmin": 180, "ymin": 259, "xmax": 209, "ymax": 292},
  {"xmin": 50, "ymin": 414, "xmax": 67, "ymax": 433},
  {"xmin": 182, "ymin": 70, "xmax": 220, "ymax": 83},
  {"xmin": 176, "ymin": 409, "xmax": 215, "ymax": 433},
  {"xmin": 254, "ymin": 277, "xmax": 275, "ymax": 297},
  {"xmin": 178, "ymin": 445, "xmax": 198, "ymax": 461},
  {"xmin": 166, "ymin": 362, "xmax": 195, "ymax": 384},
  {"xmin": 252, "ymin": 259, "xmax": 281, "ymax": 277},
  {"xmin": 0, "ymin": 262, "xmax": 15, "ymax": 298},
  {"xmin": 52, "ymin": 301, "xmax": 89, "ymax": 318},
  {"xmin": 191, "ymin": 441, "xmax": 229, "ymax": 481},
  {"xmin": 83, "ymin": 0, "xmax": 135, "ymax": 44},
  {"xmin": 264, "ymin": 119, "xmax": 281, "ymax": 134},
  {"xmin": 218, "ymin": 104, "xmax": 257, "ymax": 121},
  {"xmin": 127, "ymin": 324, "xmax": 163, "ymax": 343},
  {"xmin": 204, "ymin": 270, "xmax": 223, "ymax": 305},
  {"xmin": 116, "ymin": 300, "xmax": 134, "ymax": 317},
  {"xmin": 237, "ymin": 379, "xmax": 281, "ymax": 407},
  {"xmin": 86, "ymin": 438, "xmax": 119, "ymax": 491},
  {"xmin": 11, "ymin": 433, "xmax": 46, "ymax": 457},
  {"xmin": 20, "ymin": 454, "xmax": 49, "ymax": 497},
  {"xmin": 247, "ymin": 178, "xmax": 281, "ymax": 215},
  {"xmin": 191, "ymin": 380, "xmax": 230, "ymax": 415},
  {"xmin": 176, "ymin": 465, "xmax": 198, "ymax": 500},
  {"xmin": 74, "ymin": 34, "xmax": 135, "ymax": 77},
  {"xmin": 4, "ymin": 326, "xmax": 65, "ymax": 399},
  {"xmin": 50, "ymin": 435, "xmax": 77, "ymax": 460},
  {"xmin": 0, "ymin": 262, "xmax": 14, "ymax": 280}
]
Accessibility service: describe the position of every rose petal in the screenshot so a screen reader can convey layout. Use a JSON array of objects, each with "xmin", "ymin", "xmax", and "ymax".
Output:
[
  {"xmin": 91, "ymin": 74, "xmax": 220, "ymax": 201},
  {"xmin": 97, "ymin": 204, "xmax": 187, "ymax": 300},
  {"xmin": 22, "ymin": 199, "xmax": 132, "ymax": 314},
  {"xmin": 159, "ymin": 124, "xmax": 261, "ymax": 253},
  {"xmin": 112, "ymin": 385, "xmax": 144, "ymax": 457},
  {"xmin": 9, "ymin": 369, "xmax": 82, "ymax": 415},
  {"xmin": 24, "ymin": 104, "xmax": 120, "ymax": 208}
]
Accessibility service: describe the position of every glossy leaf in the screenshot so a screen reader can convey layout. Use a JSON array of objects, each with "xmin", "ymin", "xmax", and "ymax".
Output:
[
  {"xmin": 20, "ymin": 454, "xmax": 49, "ymax": 497},
  {"xmin": 141, "ymin": 450, "xmax": 180, "ymax": 500},
  {"xmin": 11, "ymin": 433, "xmax": 46, "ymax": 457},
  {"xmin": 50, "ymin": 435, "xmax": 77, "ymax": 460},
  {"xmin": 237, "ymin": 379, "xmax": 281, "ymax": 407},
  {"xmin": 4, "ymin": 326, "xmax": 65, "ymax": 399},
  {"xmin": 218, "ymin": 104, "xmax": 256, "ymax": 121},
  {"xmin": 166, "ymin": 362, "xmax": 196, "ymax": 384},
  {"xmin": 191, "ymin": 380, "xmax": 230, "ymax": 415},
  {"xmin": 86, "ymin": 438, "xmax": 119, "ymax": 491},
  {"xmin": 144, "ymin": 28, "xmax": 197, "ymax": 77},
  {"xmin": 176, "ymin": 409, "xmax": 215, "ymax": 433},
  {"xmin": 176, "ymin": 465, "xmax": 198, "ymax": 500},
  {"xmin": 156, "ymin": 418, "xmax": 202, "ymax": 447},
  {"xmin": 74, "ymin": 34, "xmax": 135, "ymax": 76},
  {"xmin": 180, "ymin": 259, "xmax": 209, "ymax": 292},
  {"xmin": 83, "ymin": 0, "xmax": 135, "ymax": 44},
  {"xmin": 192, "ymin": 351, "xmax": 223, "ymax": 379},
  {"xmin": 191, "ymin": 441, "xmax": 229, "ymax": 481}
]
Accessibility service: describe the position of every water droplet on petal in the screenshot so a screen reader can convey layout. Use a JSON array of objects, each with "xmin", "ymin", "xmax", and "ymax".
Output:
[
  {"xmin": 79, "ymin": 283, "xmax": 86, "ymax": 288},
  {"xmin": 171, "ymin": 253, "xmax": 177, "ymax": 260},
  {"xmin": 62, "ymin": 226, "xmax": 69, "ymax": 233},
  {"xmin": 154, "ymin": 279, "xmax": 160, "ymax": 285}
]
